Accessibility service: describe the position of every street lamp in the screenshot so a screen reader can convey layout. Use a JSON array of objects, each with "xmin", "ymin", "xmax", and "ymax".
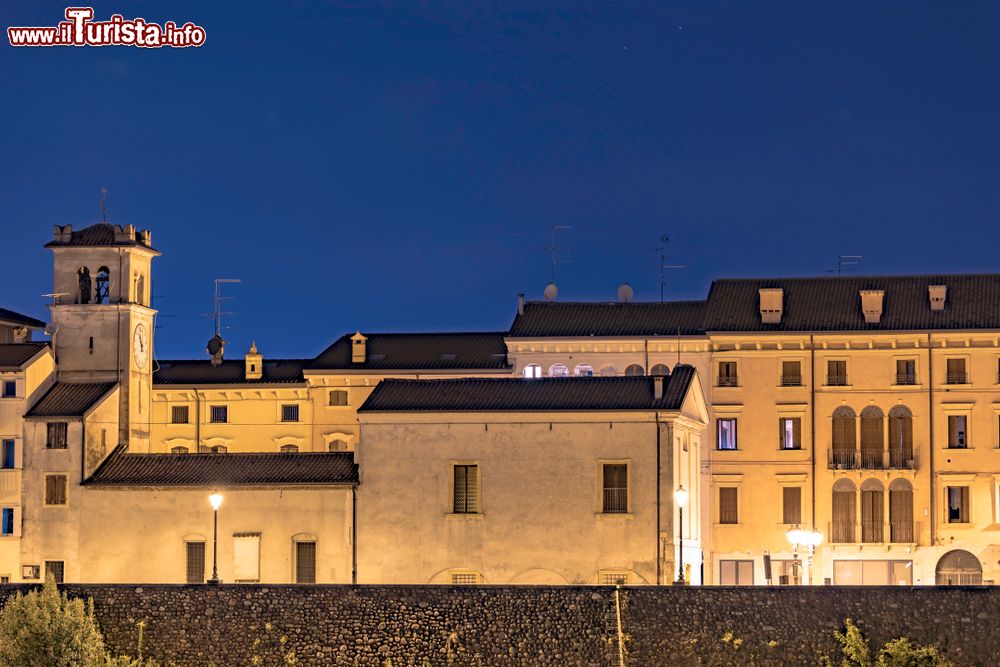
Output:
[
  {"xmin": 786, "ymin": 527, "xmax": 822, "ymax": 585},
  {"xmin": 674, "ymin": 485, "xmax": 689, "ymax": 585},
  {"xmin": 208, "ymin": 492, "xmax": 223, "ymax": 585}
]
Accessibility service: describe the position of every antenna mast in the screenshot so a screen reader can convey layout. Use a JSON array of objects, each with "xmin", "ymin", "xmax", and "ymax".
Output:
[
  {"xmin": 99, "ymin": 187, "xmax": 108, "ymax": 222},
  {"xmin": 547, "ymin": 225, "xmax": 572, "ymax": 284},
  {"xmin": 835, "ymin": 255, "xmax": 863, "ymax": 276},
  {"xmin": 655, "ymin": 234, "xmax": 686, "ymax": 302},
  {"xmin": 212, "ymin": 279, "xmax": 241, "ymax": 337}
]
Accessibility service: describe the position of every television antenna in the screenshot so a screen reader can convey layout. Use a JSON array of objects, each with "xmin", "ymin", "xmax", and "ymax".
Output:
[
  {"xmin": 654, "ymin": 235, "xmax": 686, "ymax": 302},
  {"xmin": 204, "ymin": 279, "xmax": 241, "ymax": 337},
  {"xmin": 544, "ymin": 225, "xmax": 572, "ymax": 284},
  {"xmin": 99, "ymin": 187, "xmax": 108, "ymax": 222},
  {"xmin": 41, "ymin": 292, "xmax": 70, "ymax": 306},
  {"xmin": 827, "ymin": 255, "xmax": 863, "ymax": 276}
]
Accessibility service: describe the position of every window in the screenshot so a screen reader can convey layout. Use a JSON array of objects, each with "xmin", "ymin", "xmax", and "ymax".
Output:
[
  {"xmin": 831, "ymin": 479, "xmax": 857, "ymax": 543},
  {"xmin": 946, "ymin": 486, "xmax": 970, "ymax": 523},
  {"xmin": 211, "ymin": 445, "xmax": 227, "ymax": 454},
  {"xmin": 717, "ymin": 418, "xmax": 737, "ymax": 450},
  {"xmin": 170, "ymin": 446, "xmax": 189, "ymax": 454},
  {"xmin": 650, "ymin": 364, "xmax": 669, "ymax": 376},
  {"xmin": 574, "ymin": 364, "xmax": 594, "ymax": 377},
  {"xmin": 280, "ymin": 444, "xmax": 299, "ymax": 453},
  {"xmin": 44, "ymin": 561, "xmax": 64, "ymax": 584},
  {"xmin": 782, "ymin": 487, "xmax": 801, "ymax": 524},
  {"xmin": 779, "ymin": 417, "xmax": 801, "ymax": 450},
  {"xmin": 861, "ymin": 480, "xmax": 885, "ymax": 543},
  {"xmin": 719, "ymin": 487, "xmax": 738, "ymax": 524},
  {"xmin": 171, "ymin": 406, "xmax": 189, "ymax": 424},
  {"xmin": 896, "ymin": 359, "xmax": 916, "ymax": 385},
  {"xmin": 295, "ymin": 541, "xmax": 317, "ymax": 584},
  {"xmin": 453, "ymin": 464, "xmax": 480, "ymax": 514},
  {"xmin": 827, "ymin": 360, "xmax": 848, "ymax": 385},
  {"xmin": 860, "ymin": 406, "xmax": 885, "ymax": 468},
  {"xmin": 94, "ymin": 266, "xmax": 110, "ymax": 304},
  {"xmin": 719, "ymin": 560, "xmax": 753, "ymax": 585},
  {"xmin": 781, "ymin": 361, "xmax": 801, "ymax": 386},
  {"xmin": 450, "ymin": 573, "xmax": 479, "ymax": 585},
  {"xmin": 718, "ymin": 361, "xmax": 738, "ymax": 387},
  {"xmin": 44, "ymin": 475, "xmax": 67, "ymax": 506},
  {"xmin": 1, "ymin": 508, "xmax": 14, "ymax": 536},
  {"xmin": 948, "ymin": 415, "xmax": 967, "ymax": 449},
  {"xmin": 210, "ymin": 406, "xmax": 228, "ymax": 423},
  {"xmin": 549, "ymin": 364, "xmax": 569, "ymax": 378},
  {"xmin": 600, "ymin": 571, "xmax": 629, "ymax": 585},
  {"xmin": 77, "ymin": 267, "xmax": 91, "ymax": 304},
  {"xmin": 602, "ymin": 464, "xmax": 628, "ymax": 513},
  {"xmin": 1, "ymin": 440, "xmax": 14, "ymax": 469},
  {"xmin": 46, "ymin": 422, "xmax": 68, "ymax": 449},
  {"xmin": 834, "ymin": 560, "xmax": 913, "ymax": 585},
  {"xmin": 624, "ymin": 364, "xmax": 645, "ymax": 376},
  {"xmin": 1, "ymin": 381, "xmax": 14, "ymax": 398},
  {"xmin": 328, "ymin": 390, "xmax": 349, "ymax": 406},
  {"xmin": 831, "ymin": 406, "xmax": 857, "ymax": 468},
  {"xmin": 889, "ymin": 479, "xmax": 914, "ymax": 543},
  {"xmin": 281, "ymin": 405, "xmax": 299, "ymax": 422},
  {"xmin": 328, "ymin": 439, "xmax": 350, "ymax": 452},
  {"xmin": 522, "ymin": 364, "xmax": 542, "ymax": 379},
  {"xmin": 185, "ymin": 542, "xmax": 205, "ymax": 583},
  {"xmin": 946, "ymin": 358, "xmax": 967, "ymax": 384}
]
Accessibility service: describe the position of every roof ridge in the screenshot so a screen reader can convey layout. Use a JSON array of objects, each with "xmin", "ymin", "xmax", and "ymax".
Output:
[{"xmin": 711, "ymin": 272, "xmax": 1000, "ymax": 283}]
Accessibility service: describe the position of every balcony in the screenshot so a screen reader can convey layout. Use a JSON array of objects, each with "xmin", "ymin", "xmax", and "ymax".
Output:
[
  {"xmin": 780, "ymin": 375, "xmax": 802, "ymax": 387},
  {"xmin": 946, "ymin": 372, "xmax": 968, "ymax": 385},
  {"xmin": 829, "ymin": 520, "xmax": 920, "ymax": 544},
  {"xmin": 827, "ymin": 448, "xmax": 918, "ymax": 470},
  {"xmin": 717, "ymin": 376, "xmax": 739, "ymax": 388},
  {"xmin": 603, "ymin": 488, "xmax": 627, "ymax": 513},
  {"xmin": 894, "ymin": 373, "xmax": 916, "ymax": 385},
  {"xmin": 826, "ymin": 375, "xmax": 848, "ymax": 386}
]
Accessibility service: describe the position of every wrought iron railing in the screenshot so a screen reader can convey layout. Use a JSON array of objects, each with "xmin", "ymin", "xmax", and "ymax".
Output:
[
  {"xmin": 780, "ymin": 375, "xmax": 802, "ymax": 387},
  {"xmin": 827, "ymin": 374, "xmax": 848, "ymax": 386},
  {"xmin": 717, "ymin": 376, "xmax": 739, "ymax": 387},
  {"xmin": 827, "ymin": 448, "xmax": 917, "ymax": 470},
  {"xmin": 603, "ymin": 488, "xmax": 628, "ymax": 513},
  {"xmin": 946, "ymin": 372, "xmax": 968, "ymax": 384},
  {"xmin": 830, "ymin": 521, "xmax": 919, "ymax": 544},
  {"xmin": 895, "ymin": 373, "xmax": 916, "ymax": 385}
]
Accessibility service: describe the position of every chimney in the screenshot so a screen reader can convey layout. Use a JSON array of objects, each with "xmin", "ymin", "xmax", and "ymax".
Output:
[
  {"xmin": 137, "ymin": 229, "xmax": 152, "ymax": 247},
  {"xmin": 860, "ymin": 290, "xmax": 885, "ymax": 324},
  {"xmin": 351, "ymin": 331, "xmax": 367, "ymax": 364},
  {"xmin": 517, "ymin": 294, "xmax": 525, "ymax": 316},
  {"xmin": 759, "ymin": 288, "xmax": 784, "ymax": 324},
  {"xmin": 113, "ymin": 224, "xmax": 136, "ymax": 243},
  {"xmin": 653, "ymin": 376, "xmax": 664, "ymax": 400},
  {"xmin": 245, "ymin": 341, "xmax": 262, "ymax": 380},
  {"xmin": 929, "ymin": 285, "xmax": 947, "ymax": 311}
]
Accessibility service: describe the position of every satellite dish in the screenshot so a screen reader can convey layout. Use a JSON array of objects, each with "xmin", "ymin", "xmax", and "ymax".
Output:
[
  {"xmin": 543, "ymin": 283, "xmax": 558, "ymax": 302},
  {"xmin": 617, "ymin": 283, "xmax": 634, "ymax": 303},
  {"xmin": 206, "ymin": 335, "xmax": 224, "ymax": 356},
  {"xmin": 43, "ymin": 322, "xmax": 60, "ymax": 337}
]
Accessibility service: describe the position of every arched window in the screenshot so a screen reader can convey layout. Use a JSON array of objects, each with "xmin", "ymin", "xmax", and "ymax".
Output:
[
  {"xmin": 549, "ymin": 364, "xmax": 569, "ymax": 378},
  {"xmin": 170, "ymin": 446, "xmax": 188, "ymax": 454},
  {"xmin": 329, "ymin": 439, "xmax": 351, "ymax": 452},
  {"xmin": 831, "ymin": 406, "xmax": 857, "ymax": 468},
  {"xmin": 574, "ymin": 364, "xmax": 594, "ymax": 377},
  {"xmin": 936, "ymin": 549, "xmax": 982, "ymax": 585},
  {"xmin": 888, "ymin": 479, "xmax": 914, "ymax": 543},
  {"xmin": 860, "ymin": 406, "xmax": 884, "ymax": 469},
  {"xmin": 888, "ymin": 405, "xmax": 913, "ymax": 468},
  {"xmin": 523, "ymin": 364, "xmax": 542, "ymax": 379},
  {"xmin": 77, "ymin": 267, "xmax": 91, "ymax": 304},
  {"xmin": 95, "ymin": 266, "xmax": 110, "ymax": 304},
  {"xmin": 625, "ymin": 364, "xmax": 645, "ymax": 376},
  {"xmin": 599, "ymin": 365, "xmax": 617, "ymax": 377},
  {"xmin": 831, "ymin": 479, "xmax": 856, "ymax": 543},
  {"xmin": 280, "ymin": 444, "xmax": 299, "ymax": 453},
  {"xmin": 650, "ymin": 364, "xmax": 669, "ymax": 377},
  {"xmin": 860, "ymin": 479, "xmax": 884, "ymax": 543}
]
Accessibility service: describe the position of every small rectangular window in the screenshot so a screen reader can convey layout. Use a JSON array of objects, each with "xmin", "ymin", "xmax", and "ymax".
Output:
[
  {"xmin": 782, "ymin": 487, "xmax": 801, "ymax": 524},
  {"xmin": 718, "ymin": 362, "xmax": 738, "ymax": 387},
  {"xmin": 1, "ymin": 381, "xmax": 15, "ymax": 398},
  {"xmin": 717, "ymin": 418, "xmax": 737, "ymax": 450},
  {"xmin": 46, "ymin": 422, "xmax": 68, "ymax": 449},
  {"xmin": 281, "ymin": 405, "xmax": 299, "ymax": 422},
  {"xmin": 44, "ymin": 561, "xmax": 64, "ymax": 584},
  {"xmin": 44, "ymin": 475, "xmax": 67, "ymax": 506},
  {"xmin": 779, "ymin": 417, "xmax": 801, "ymax": 450},
  {"xmin": 1, "ymin": 440, "xmax": 14, "ymax": 470},
  {"xmin": 295, "ymin": 541, "xmax": 317, "ymax": 584},
  {"xmin": 328, "ymin": 390, "xmax": 349, "ymax": 407},
  {"xmin": 827, "ymin": 360, "xmax": 848, "ymax": 385},
  {"xmin": 781, "ymin": 361, "xmax": 801, "ymax": 386},
  {"xmin": 1, "ymin": 508, "xmax": 13, "ymax": 536},
  {"xmin": 185, "ymin": 542, "xmax": 205, "ymax": 584},
  {"xmin": 947, "ymin": 415, "xmax": 967, "ymax": 449},
  {"xmin": 600, "ymin": 572, "xmax": 629, "ymax": 585},
  {"xmin": 171, "ymin": 406, "xmax": 189, "ymax": 424},
  {"xmin": 895, "ymin": 359, "xmax": 916, "ymax": 385},
  {"xmin": 946, "ymin": 358, "xmax": 967, "ymax": 384},
  {"xmin": 719, "ymin": 487, "xmax": 738, "ymax": 524},
  {"xmin": 719, "ymin": 559, "xmax": 753, "ymax": 585},
  {"xmin": 946, "ymin": 486, "xmax": 970, "ymax": 523},
  {"xmin": 450, "ymin": 573, "xmax": 479, "ymax": 585},
  {"xmin": 602, "ymin": 464, "xmax": 628, "ymax": 513},
  {"xmin": 453, "ymin": 464, "xmax": 480, "ymax": 514},
  {"xmin": 210, "ymin": 405, "xmax": 228, "ymax": 423}
]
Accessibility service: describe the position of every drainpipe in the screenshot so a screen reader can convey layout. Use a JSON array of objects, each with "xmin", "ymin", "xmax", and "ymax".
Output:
[
  {"xmin": 194, "ymin": 388, "xmax": 201, "ymax": 452},
  {"xmin": 644, "ymin": 338, "xmax": 650, "ymax": 373},
  {"xmin": 810, "ymin": 335, "xmax": 816, "ymax": 527},
  {"xmin": 928, "ymin": 333, "xmax": 934, "ymax": 547},
  {"xmin": 351, "ymin": 485, "xmax": 358, "ymax": 584},
  {"xmin": 655, "ymin": 411, "xmax": 661, "ymax": 585}
]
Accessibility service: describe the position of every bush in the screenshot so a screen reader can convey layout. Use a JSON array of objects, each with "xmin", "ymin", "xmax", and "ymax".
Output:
[
  {"xmin": 0, "ymin": 574, "xmax": 105, "ymax": 667},
  {"xmin": 829, "ymin": 618, "xmax": 953, "ymax": 667}
]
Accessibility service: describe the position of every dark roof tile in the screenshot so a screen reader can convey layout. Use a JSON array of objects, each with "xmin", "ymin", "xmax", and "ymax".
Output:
[
  {"xmin": 44, "ymin": 223, "xmax": 156, "ymax": 250},
  {"xmin": 309, "ymin": 332, "xmax": 509, "ymax": 371},
  {"xmin": 26, "ymin": 382, "xmax": 116, "ymax": 417},
  {"xmin": 508, "ymin": 301, "xmax": 707, "ymax": 337},
  {"xmin": 0, "ymin": 343, "xmax": 49, "ymax": 370},
  {"xmin": 153, "ymin": 359, "xmax": 305, "ymax": 385}
]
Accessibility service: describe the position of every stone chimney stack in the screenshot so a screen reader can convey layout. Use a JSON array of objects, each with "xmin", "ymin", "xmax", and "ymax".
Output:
[
  {"xmin": 759, "ymin": 288, "xmax": 784, "ymax": 324},
  {"xmin": 860, "ymin": 290, "xmax": 885, "ymax": 324},
  {"xmin": 653, "ymin": 375, "xmax": 664, "ymax": 400},
  {"xmin": 351, "ymin": 331, "xmax": 367, "ymax": 364},
  {"xmin": 245, "ymin": 341, "xmax": 263, "ymax": 380},
  {"xmin": 929, "ymin": 285, "xmax": 947, "ymax": 311}
]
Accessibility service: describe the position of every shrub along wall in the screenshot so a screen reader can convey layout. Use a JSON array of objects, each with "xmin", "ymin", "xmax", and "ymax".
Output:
[{"xmin": 0, "ymin": 584, "xmax": 998, "ymax": 666}]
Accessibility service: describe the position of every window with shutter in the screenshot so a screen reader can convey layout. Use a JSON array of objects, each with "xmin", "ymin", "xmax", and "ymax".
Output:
[
  {"xmin": 946, "ymin": 358, "xmax": 967, "ymax": 384},
  {"xmin": 719, "ymin": 487, "xmax": 738, "ymax": 524},
  {"xmin": 602, "ymin": 464, "xmax": 628, "ymax": 513},
  {"xmin": 453, "ymin": 465, "xmax": 480, "ymax": 514},
  {"xmin": 280, "ymin": 444, "xmax": 299, "ymax": 453},
  {"xmin": 719, "ymin": 560, "xmax": 753, "ymax": 585},
  {"xmin": 779, "ymin": 418, "xmax": 801, "ymax": 450},
  {"xmin": 185, "ymin": 542, "xmax": 205, "ymax": 583},
  {"xmin": 44, "ymin": 475, "xmax": 67, "ymax": 506},
  {"xmin": 895, "ymin": 359, "xmax": 916, "ymax": 385},
  {"xmin": 718, "ymin": 362, "xmax": 738, "ymax": 387},
  {"xmin": 328, "ymin": 390, "xmax": 349, "ymax": 406},
  {"xmin": 827, "ymin": 360, "xmax": 848, "ymax": 385},
  {"xmin": 46, "ymin": 422, "xmax": 67, "ymax": 449},
  {"xmin": 782, "ymin": 487, "xmax": 801, "ymax": 524},
  {"xmin": 781, "ymin": 361, "xmax": 802, "ymax": 386},
  {"xmin": 295, "ymin": 541, "xmax": 317, "ymax": 583},
  {"xmin": 947, "ymin": 416, "xmax": 967, "ymax": 448},
  {"xmin": 946, "ymin": 486, "xmax": 970, "ymax": 523}
]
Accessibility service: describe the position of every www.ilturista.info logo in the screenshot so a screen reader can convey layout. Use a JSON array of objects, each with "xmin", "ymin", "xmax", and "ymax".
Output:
[{"xmin": 8, "ymin": 7, "xmax": 206, "ymax": 48}]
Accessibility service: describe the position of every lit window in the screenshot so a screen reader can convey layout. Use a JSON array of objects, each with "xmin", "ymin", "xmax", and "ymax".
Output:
[
  {"xmin": 717, "ymin": 419, "xmax": 737, "ymax": 450},
  {"xmin": 549, "ymin": 364, "xmax": 569, "ymax": 378},
  {"xmin": 947, "ymin": 486, "xmax": 970, "ymax": 523},
  {"xmin": 574, "ymin": 364, "xmax": 594, "ymax": 377},
  {"xmin": 522, "ymin": 364, "xmax": 542, "ymax": 379},
  {"xmin": 779, "ymin": 417, "xmax": 801, "ymax": 450},
  {"xmin": 948, "ymin": 416, "xmax": 967, "ymax": 448}
]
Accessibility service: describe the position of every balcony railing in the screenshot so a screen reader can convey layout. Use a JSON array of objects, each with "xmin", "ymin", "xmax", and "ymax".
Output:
[
  {"xmin": 946, "ymin": 372, "xmax": 968, "ymax": 384},
  {"xmin": 827, "ymin": 448, "xmax": 918, "ymax": 470},
  {"xmin": 830, "ymin": 521, "xmax": 920, "ymax": 544},
  {"xmin": 603, "ymin": 488, "xmax": 628, "ymax": 513},
  {"xmin": 781, "ymin": 375, "xmax": 802, "ymax": 387},
  {"xmin": 717, "ymin": 376, "xmax": 739, "ymax": 387},
  {"xmin": 827, "ymin": 374, "xmax": 848, "ymax": 386},
  {"xmin": 895, "ymin": 373, "xmax": 916, "ymax": 385}
]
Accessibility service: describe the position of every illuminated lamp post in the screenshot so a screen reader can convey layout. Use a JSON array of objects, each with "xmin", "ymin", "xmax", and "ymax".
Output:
[
  {"xmin": 674, "ymin": 485, "xmax": 689, "ymax": 585},
  {"xmin": 208, "ymin": 492, "xmax": 223, "ymax": 585},
  {"xmin": 786, "ymin": 527, "xmax": 823, "ymax": 585}
]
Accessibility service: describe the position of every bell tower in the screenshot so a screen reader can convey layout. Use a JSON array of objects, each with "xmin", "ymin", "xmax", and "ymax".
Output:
[{"xmin": 45, "ymin": 223, "xmax": 159, "ymax": 451}]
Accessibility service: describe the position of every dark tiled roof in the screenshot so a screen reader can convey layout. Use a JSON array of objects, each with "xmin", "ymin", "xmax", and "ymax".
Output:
[
  {"xmin": 85, "ymin": 446, "xmax": 358, "ymax": 487},
  {"xmin": 508, "ymin": 301, "xmax": 707, "ymax": 337},
  {"xmin": 0, "ymin": 343, "xmax": 49, "ymax": 370},
  {"xmin": 44, "ymin": 223, "xmax": 156, "ymax": 250},
  {"xmin": 309, "ymin": 332, "xmax": 510, "ymax": 371},
  {"xmin": 26, "ymin": 382, "xmax": 116, "ymax": 417},
  {"xmin": 359, "ymin": 366, "xmax": 696, "ymax": 412},
  {"xmin": 0, "ymin": 307, "xmax": 45, "ymax": 329},
  {"xmin": 153, "ymin": 359, "xmax": 306, "ymax": 385},
  {"xmin": 704, "ymin": 274, "xmax": 1000, "ymax": 332}
]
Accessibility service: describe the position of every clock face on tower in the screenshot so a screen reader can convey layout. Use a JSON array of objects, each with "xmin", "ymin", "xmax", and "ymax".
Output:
[{"xmin": 133, "ymin": 323, "xmax": 148, "ymax": 369}]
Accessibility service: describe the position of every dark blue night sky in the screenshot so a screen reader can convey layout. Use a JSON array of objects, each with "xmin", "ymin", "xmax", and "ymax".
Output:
[{"xmin": 3, "ymin": 1, "xmax": 1000, "ymax": 359}]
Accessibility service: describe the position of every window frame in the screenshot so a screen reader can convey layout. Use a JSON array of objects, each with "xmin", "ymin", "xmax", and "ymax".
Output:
[
  {"xmin": 782, "ymin": 486, "xmax": 802, "ymax": 525},
  {"xmin": 893, "ymin": 357, "xmax": 918, "ymax": 386},
  {"xmin": 0, "ymin": 508, "xmax": 15, "ymax": 536},
  {"xmin": 1, "ymin": 380, "xmax": 15, "ymax": 399},
  {"xmin": 44, "ymin": 560, "xmax": 65, "ymax": 584},
  {"xmin": 718, "ymin": 486, "xmax": 739, "ymax": 525},
  {"xmin": 717, "ymin": 360, "xmax": 739, "ymax": 387},
  {"xmin": 294, "ymin": 540, "xmax": 317, "ymax": 584},
  {"xmin": 43, "ymin": 474, "xmax": 68, "ymax": 508},
  {"xmin": 185, "ymin": 541, "xmax": 206, "ymax": 584},
  {"xmin": 209, "ymin": 405, "xmax": 228, "ymax": 424},
  {"xmin": 451, "ymin": 462, "xmax": 481, "ymax": 515},
  {"xmin": 779, "ymin": 417, "xmax": 802, "ymax": 450},
  {"xmin": 327, "ymin": 390, "xmax": 349, "ymax": 407},
  {"xmin": 944, "ymin": 356, "xmax": 969, "ymax": 385},
  {"xmin": 0, "ymin": 439, "xmax": 15, "ymax": 470},
  {"xmin": 947, "ymin": 414, "xmax": 968, "ymax": 449},
  {"xmin": 46, "ymin": 422, "xmax": 68, "ymax": 450},
  {"xmin": 281, "ymin": 404, "xmax": 300, "ymax": 423},
  {"xmin": 717, "ymin": 418, "xmax": 738, "ymax": 451},
  {"xmin": 945, "ymin": 485, "xmax": 970, "ymax": 524},
  {"xmin": 826, "ymin": 359, "xmax": 849, "ymax": 386},
  {"xmin": 719, "ymin": 559, "xmax": 754, "ymax": 585},
  {"xmin": 601, "ymin": 462, "xmax": 629, "ymax": 514},
  {"xmin": 779, "ymin": 360, "xmax": 803, "ymax": 387},
  {"xmin": 170, "ymin": 405, "xmax": 190, "ymax": 424}
]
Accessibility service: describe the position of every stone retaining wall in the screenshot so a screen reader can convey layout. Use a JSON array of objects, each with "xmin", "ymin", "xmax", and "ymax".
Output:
[{"xmin": 1, "ymin": 584, "xmax": 996, "ymax": 666}]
